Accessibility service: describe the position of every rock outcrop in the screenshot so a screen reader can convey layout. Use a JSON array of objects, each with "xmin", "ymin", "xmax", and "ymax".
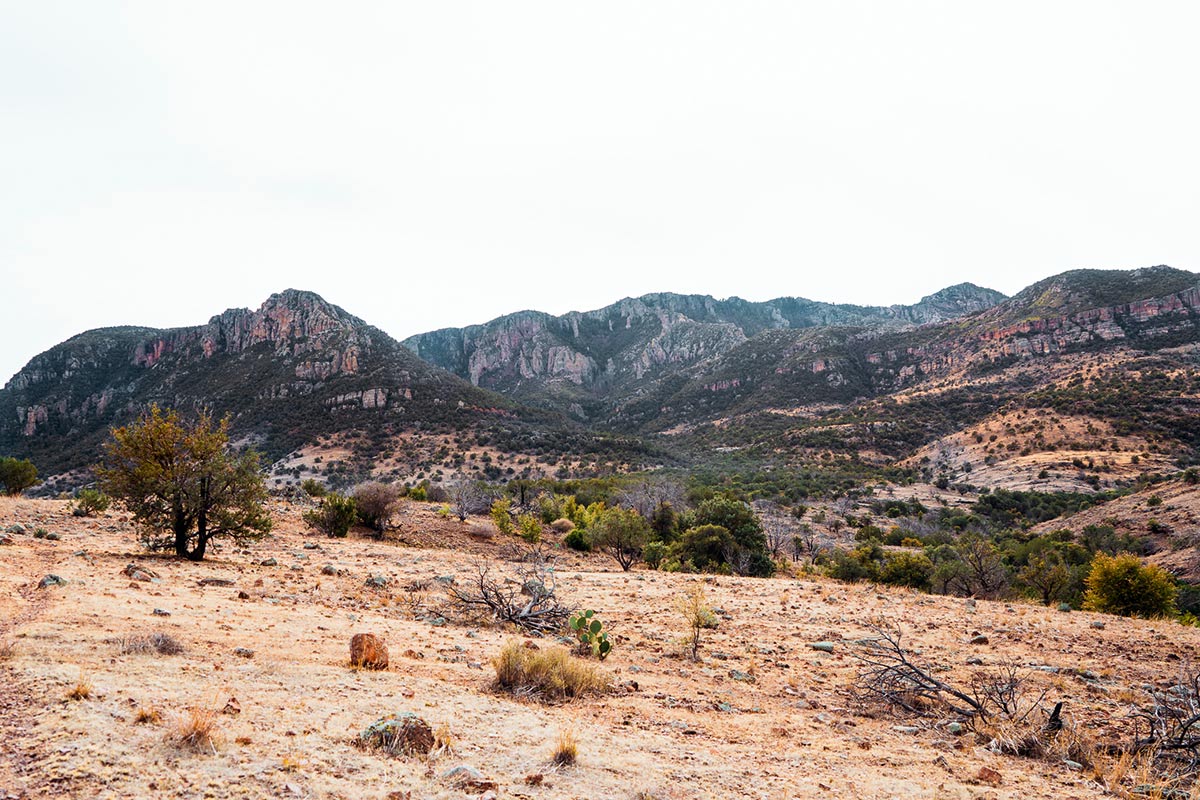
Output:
[
  {"xmin": 0, "ymin": 290, "xmax": 517, "ymax": 476},
  {"xmin": 402, "ymin": 284, "xmax": 1006, "ymax": 419}
]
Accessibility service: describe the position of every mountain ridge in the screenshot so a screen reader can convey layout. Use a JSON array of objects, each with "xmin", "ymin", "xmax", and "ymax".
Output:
[{"xmin": 401, "ymin": 282, "xmax": 1008, "ymax": 420}]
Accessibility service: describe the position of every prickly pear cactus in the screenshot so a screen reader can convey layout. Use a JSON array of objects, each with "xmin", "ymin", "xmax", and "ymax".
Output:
[{"xmin": 568, "ymin": 609, "xmax": 612, "ymax": 660}]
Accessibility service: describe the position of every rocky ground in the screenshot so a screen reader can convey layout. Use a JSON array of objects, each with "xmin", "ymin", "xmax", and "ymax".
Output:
[{"xmin": 0, "ymin": 496, "xmax": 1194, "ymax": 799}]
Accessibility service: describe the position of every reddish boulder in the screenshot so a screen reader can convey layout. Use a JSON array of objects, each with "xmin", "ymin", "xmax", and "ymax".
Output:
[{"xmin": 350, "ymin": 633, "xmax": 389, "ymax": 670}]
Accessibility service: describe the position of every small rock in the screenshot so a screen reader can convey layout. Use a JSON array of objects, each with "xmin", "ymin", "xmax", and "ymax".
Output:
[
  {"xmin": 233, "ymin": 647, "xmax": 255, "ymax": 659},
  {"xmin": 350, "ymin": 632, "xmax": 389, "ymax": 670},
  {"xmin": 223, "ymin": 697, "xmax": 242, "ymax": 715},
  {"xmin": 359, "ymin": 713, "xmax": 435, "ymax": 755},
  {"xmin": 892, "ymin": 725, "xmax": 920, "ymax": 734},
  {"xmin": 441, "ymin": 765, "xmax": 484, "ymax": 783},
  {"xmin": 968, "ymin": 635, "xmax": 989, "ymax": 645},
  {"xmin": 966, "ymin": 656, "xmax": 984, "ymax": 665},
  {"xmin": 810, "ymin": 642, "xmax": 835, "ymax": 653},
  {"xmin": 259, "ymin": 558, "xmax": 278, "ymax": 567},
  {"xmin": 947, "ymin": 722, "xmax": 964, "ymax": 735},
  {"xmin": 303, "ymin": 543, "xmax": 320, "ymax": 550},
  {"xmin": 1090, "ymin": 621, "xmax": 1105, "ymax": 630},
  {"xmin": 123, "ymin": 563, "xmax": 160, "ymax": 582},
  {"xmin": 1063, "ymin": 759, "xmax": 1083, "ymax": 771},
  {"xmin": 237, "ymin": 590, "xmax": 251, "ymax": 600},
  {"xmin": 38, "ymin": 574, "xmax": 65, "ymax": 588},
  {"xmin": 198, "ymin": 577, "xmax": 234, "ymax": 587},
  {"xmin": 321, "ymin": 565, "xmax": 338, "ymax": 576},
  {"xmin": 729, "ymin": 669, "xmax": 756, "ymax": 683},
  {"xmin": 976, "ymin": 766, "xmax": 1003, "ymax": 786},
  {"xmin": 364, "ymin": 574, "xmax": 389, "ymax": 589},
  {"xmin": 434, "ymin": 575, "xmax": 455, "ymax": 585},
  {"xmin": 152, "ymin": 608, "xmax": 171, "ymax": 617},
  {"xmin": 7, "ymin": 523, "xmax": 26, "ymax": 535},
  {"xmin": 44, "ymin": 532, "xmax": 60, "ymax": 541},
  {"xmin": 0, "ymin": 535, "xmax": 13, "ymax": 546}
]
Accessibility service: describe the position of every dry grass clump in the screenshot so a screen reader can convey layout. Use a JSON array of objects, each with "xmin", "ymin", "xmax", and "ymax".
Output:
[
  {"xmin": 550, "ymin": 518, "xmax": 575, "ymax": 534},
  {"xmin": 119, "ymin": 631, "xmax": 185, "ymax": 656},
  {"xmin": 552, "ymin": 725, "xmax": 578, "ymax": 766},
  {"xmin": 0, "ymin": 638, "xmax": 14, "ymax": 660},
  {"xmin": 975, "ymin": 706, "xmax": 1095, "ymax": 768},
  {"xmin": 65, "ymin": 671, "xmax": 93, "ymax": 701},
  {"xmin": 171, "ymin": 703, "xmax": 223, "ymax": 754},
  {"xmin": 492, "ymin": 640, "xmax": 610, "ymax": 701},
  {"xmin": 134, "ymin": 706, "xmax": 162, "ymax": 725}
]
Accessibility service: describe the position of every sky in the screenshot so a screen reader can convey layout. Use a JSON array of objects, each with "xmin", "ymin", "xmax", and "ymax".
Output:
[{"xmin": 4, "ymin": 2, "xmax": 1200, "ymax": 383}]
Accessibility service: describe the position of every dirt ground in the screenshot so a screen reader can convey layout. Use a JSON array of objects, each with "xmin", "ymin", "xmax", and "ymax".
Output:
[{"xmin": 0, "ymin": 496, "xmax": 1193, "ymax": 799}]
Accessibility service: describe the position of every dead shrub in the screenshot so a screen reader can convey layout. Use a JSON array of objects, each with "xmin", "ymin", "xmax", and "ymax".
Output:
[
  {"xmin": 550, "ymin": 518, "xmax": 575, "ymax": 534},
  {"xmin": 447, "ymin": 558, "xmax": 572, "ymax": 634},
  {"xmin": 492, "ymin": 639, "xmax": 611, "ymax": 701},
  {"xmin": 0, "ymin": 639, "xmax": 14, "ymax": 660},
  {"xmin": 853, "ymin": 622, "xmax": 1086, "ymax": 766},
  {"xmin": 1129, "ymin": 664, "xmax": 1200, "ymax": 791},
  {"xmin": 119, "ymin": 631, "xmax": 185, "ymax": 656}
]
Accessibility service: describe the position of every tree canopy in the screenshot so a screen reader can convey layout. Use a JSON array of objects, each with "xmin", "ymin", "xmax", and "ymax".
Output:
[
  {"xmin": 97, "ymin": 405, "xmax": 271, "ymax": 561},
  {"xmin": 0, "ymin": 456, "xmax": 39, "ymax": 496}
]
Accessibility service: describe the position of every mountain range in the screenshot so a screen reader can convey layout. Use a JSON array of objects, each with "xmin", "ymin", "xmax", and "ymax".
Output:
[{"xmin": 4, "ymin": 265, "xmax": 1200, "ymax": 495}]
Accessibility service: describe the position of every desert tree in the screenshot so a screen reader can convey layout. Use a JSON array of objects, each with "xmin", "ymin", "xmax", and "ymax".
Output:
[
  {"xmin": 1018, "ymin": 551, "xmax": 1072, "ymax": 606},
  {"xmin": 950, "ymin": 533, "xmax": 1009, "ymax": 598},
  {"xmin": 0, "ymin": 456, "xmax": 39, "ymax": 496},
  {"xmin": 97, "ymin": 405, "xmax": 271, "ymax": 561},
  {"xmin": 591, "ymin": 507, "xmax": 651, "ymax": 571}
]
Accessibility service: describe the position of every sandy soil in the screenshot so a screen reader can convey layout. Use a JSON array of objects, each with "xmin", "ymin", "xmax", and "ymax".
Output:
[{"xmin": 0, "ymin": 497, "xmax": 1193, "ymax": 799}]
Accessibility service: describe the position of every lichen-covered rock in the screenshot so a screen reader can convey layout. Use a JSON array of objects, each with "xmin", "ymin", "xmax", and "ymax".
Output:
[
  {"xmin": 358, "ymin": 712, "xmax": 434, "ymax": 756},
  {"xmin": 350, "ymin": 633, "xmax": 389, "ymax": 670}
]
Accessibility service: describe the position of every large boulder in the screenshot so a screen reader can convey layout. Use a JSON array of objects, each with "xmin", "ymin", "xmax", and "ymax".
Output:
[{"xmin": 350, "ymin": 633, "xmax": 389, "ymax": 670}]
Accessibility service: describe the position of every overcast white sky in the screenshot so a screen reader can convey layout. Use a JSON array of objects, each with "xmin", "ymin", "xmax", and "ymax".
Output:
[{"xmin": 4, "ymin": 2, "xmax": 1200, "ymax": 383}]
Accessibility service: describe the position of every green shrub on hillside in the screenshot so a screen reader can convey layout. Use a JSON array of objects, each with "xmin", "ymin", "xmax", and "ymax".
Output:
[
  {"xmin": 1082, "ymin": 553, "xmax": 1177, "ymax": 618},
  {"xmin": 304, "ymin": 493, "xmax": 358, "ymax": 538}
]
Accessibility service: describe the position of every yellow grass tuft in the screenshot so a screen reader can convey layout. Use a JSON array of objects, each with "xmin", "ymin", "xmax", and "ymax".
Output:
[
  {"xmin": 66, "ymin": 670, "xmax": 93, "ymax": 701},
  {"xmin": 492, "ymin": 640, "xmax": 610, "ymax": 701},
  {"xmin": 551, "ymin": 725, "xmax": 578, "ymax": 766},
  {"xmin": 134, "ymin": 706, "xmax": 162, "ymax": 725},
  {"xmin": 171, "ymin": 703, "xmax": 223, "ymax": 754}
]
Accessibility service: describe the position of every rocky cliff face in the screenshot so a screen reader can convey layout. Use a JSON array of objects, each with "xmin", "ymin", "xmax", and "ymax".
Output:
[
  {"xmin": 403, "ymin": 283, "xmax": 1007, "ymax": 417},
  {"xmin": 573, "ymin": 267, "xmax": 1200, "ymax": 432},
  {"xmin": 0, "ymin": 290, "xmax": 514, "ymax": 475}
]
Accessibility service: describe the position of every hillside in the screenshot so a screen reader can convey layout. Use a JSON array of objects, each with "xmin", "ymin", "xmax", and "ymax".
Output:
[
  {"xmin": 0, "ymin": 291, "xmax": 662, "ymax": 488},
  {"xmin": 1, "ymin": 495, "xmax": 1189, "ymax": 799},
  {"xmin": 6, "ymin": 267, "xmax": 1200, "ymax": 499},
  {"xmin": 402, "ymin": 284, "xmax": 1006, "ymax": 421}
]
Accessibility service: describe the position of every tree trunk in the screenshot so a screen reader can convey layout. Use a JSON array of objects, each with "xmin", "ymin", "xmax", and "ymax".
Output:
[
  {"xmin": 173, "ymin": 497, "xmax": 189, "ymax": 558},
  {"xmin": 186, "ymin": 476, "xmax": 210, "ymax": 561}
]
